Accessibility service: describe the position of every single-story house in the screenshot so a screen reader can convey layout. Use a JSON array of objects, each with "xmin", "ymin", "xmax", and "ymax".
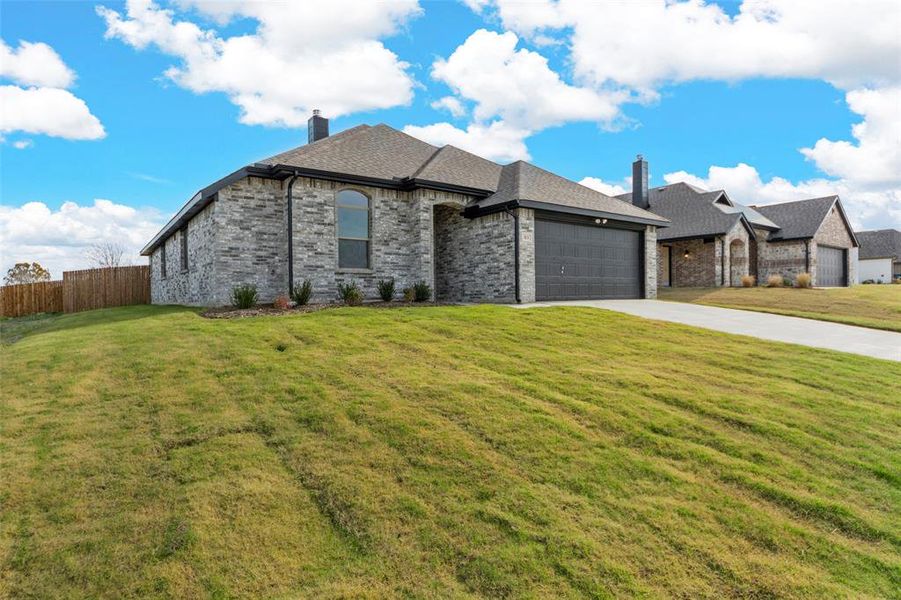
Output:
[
  {"xmin": 141, "ymin": 113, "xmax": 669, "ymax": 306},
  {"xmin": 616, "ymin": 157, "xmax": 859, "ymax": 288},
  {"xmin": 855, "ymin": 229, "xmax": 901, "ymax": 283}
]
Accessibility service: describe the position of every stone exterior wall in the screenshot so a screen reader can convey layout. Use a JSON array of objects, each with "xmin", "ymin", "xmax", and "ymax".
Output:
[
  {"xmin": 150, "ymin": 200, "xmax": 218, "ymax": 305},
  {"xmin": 722, "ymin": 220, "xmax": 750, "ymax": 287},
  {"xmin": 517, "ymin": 209, "xmax": 537, "ymax": 303},
  {"xmin": 644, "ymin": 226, "xmax": 658, "ymax": 298},
  {"xmin": 757, "ymin": 238, "xmax": 808, "ymax": 284}
]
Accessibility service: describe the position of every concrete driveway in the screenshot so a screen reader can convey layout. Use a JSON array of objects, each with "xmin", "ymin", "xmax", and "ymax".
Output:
[{"xmin": 513, "ymin": 299, "xmax": 901, "ymax": 362}]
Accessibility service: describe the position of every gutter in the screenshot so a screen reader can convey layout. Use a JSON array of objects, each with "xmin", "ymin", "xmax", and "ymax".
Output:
[
  {"xmin": 805, "ymin": 239, "xmax": 810, "ymax": 273},
  {"xmin": 720, "ymin": 237, "xmax": 726, "ymax": 286},
  {"xmin": 502, "ymin": 207, "xmax": 521, "ymax": 304}
]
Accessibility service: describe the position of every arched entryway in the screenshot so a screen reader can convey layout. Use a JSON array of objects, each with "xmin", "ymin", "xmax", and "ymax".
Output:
[{"xmin": 729, "ymin": 238, "xmax": 748, "ymax": 286}]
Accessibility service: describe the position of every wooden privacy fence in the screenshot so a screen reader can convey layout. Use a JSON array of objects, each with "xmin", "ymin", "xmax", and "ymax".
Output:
[
  {"xmin": 0, "ymin": 265, "xmax": 150, "ymax": 318},
  {"xmin": 0, "ymin": 281, "xmax": 64, "ymax": 317}
]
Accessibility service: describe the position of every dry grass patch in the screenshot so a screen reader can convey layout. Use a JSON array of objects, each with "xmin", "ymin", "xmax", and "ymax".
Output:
[{"xmin": 660, "ymin": 285, "xmax": 901, "ymax": 332}]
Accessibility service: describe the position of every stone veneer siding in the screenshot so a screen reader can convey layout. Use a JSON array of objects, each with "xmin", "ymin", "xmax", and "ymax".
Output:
[
  {"xmin": 644, "ymin": 225, "xmax": 658, "ymax": 298},
  {"xmin": 755, "ymin": 204, "xmax": 856, "ymax": 287}
]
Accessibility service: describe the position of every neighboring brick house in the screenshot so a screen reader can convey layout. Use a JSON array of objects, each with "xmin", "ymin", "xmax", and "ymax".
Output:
[
  {"xmin": 854, "ymin": 229, "xmax": 900, "ymax": 283},
  {"xmin": 616, "ymin": 157, "xmax": 858, "ymax": 288},
  {"xmin": 141, "ymin": 114, "xmax": 669, "ymax": 306}
]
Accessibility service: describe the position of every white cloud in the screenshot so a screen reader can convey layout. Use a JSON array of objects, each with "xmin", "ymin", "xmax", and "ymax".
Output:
[
  {"xmin": 484, "ymin": 0, "xmax": 901, "ymax": 92},
  {"xmin": 97, "ymin": 0, "xmax": 421, "ymax": 127},
  {"xmin": 0, "ymin": 39, "xmax": 105, "ymax": 140},
  {"xmin": 662, "ymin": 163, "xmax": 901, "ymax": 230},
  {"xmin": 0, "ymin": 86, "xmax": 106, "ymax": 140},
  {"xmin": 403, "ymin": 120, "xmax": 530, "ymax": 162},
  {"xmin": 11, "ymin": 139, "xmax": 33, "ymax": 150},
  {"xmin": 579, "ymin": 176, "xmax": 628, "ymax": 197},
  {"xmin": 409, "ymin": 28, "xmax": 627, "ymax": 162},
  {"xmin": 800, "ymin": 86, "xmax": 901, "ymax": 187},
  {"xmin": 430, "ymin": 96, "xmax": 466, "ymax": 118},
  {"xmin": 0, "ymin": 39, "xmax": 75, "ymax": 88},
  {"xmin": 0, "ymin": 199, "xmax": 164, "ymax": 277}
]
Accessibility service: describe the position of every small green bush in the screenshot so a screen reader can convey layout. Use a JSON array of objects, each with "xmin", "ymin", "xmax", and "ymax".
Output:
[
  {"xmin": 412, "ymin": 280, "xmax": 431, "ymax": 303},
  {"xmin": 231, "ymin": 284, "xmax": 258, "ymax": 309},
  {"xmin": 782, "ymin": 276, "xmax": 793, "ymax": 287},
  {"xmin": 402, "ymin": 287, "xmax": 415, "ymax": 303},
  {"xmin": 377, "ymin": 279, "xmax": 396, "ymax": 302},
  {"xmin": 291, "ymin": 280, "xmax": 313, "ymax": 306},
  {"xmin": 337, "ymin": 281, "xmax": 363, "ymax": 306}
]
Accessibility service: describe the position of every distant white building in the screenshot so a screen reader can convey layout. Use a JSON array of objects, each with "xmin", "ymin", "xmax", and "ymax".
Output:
[{"xmin": 855, "ymin": 229, "xmax": 901, "ymax": 283}]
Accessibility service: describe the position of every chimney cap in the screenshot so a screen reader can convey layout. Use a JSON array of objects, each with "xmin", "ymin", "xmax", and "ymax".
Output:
[
  {"xmin": 312, "ymin": 109, "xmax": 321, "ymax": 116},
  {"xmin": 636, "ymin": 154, "xmax": 644, "ymax": 161}
]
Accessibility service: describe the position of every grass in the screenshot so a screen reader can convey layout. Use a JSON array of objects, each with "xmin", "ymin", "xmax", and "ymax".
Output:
[
  {"xmin": 659, "ymin": 284, "xmax": 901, "ymax": 332},
  {"xmin": 1, "ymin": 304, "xmax": 900, "ymax": 598}
]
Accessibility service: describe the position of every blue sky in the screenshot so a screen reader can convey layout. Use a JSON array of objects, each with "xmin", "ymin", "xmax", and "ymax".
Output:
[{"xmin": 2, "ymin": 0, "xmax": 899, "ymax": 275}]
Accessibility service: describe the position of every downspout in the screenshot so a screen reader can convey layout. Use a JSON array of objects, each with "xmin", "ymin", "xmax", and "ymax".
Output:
[
  {"xmin": 285, "ymin": 174, "xmax": 298, "ymax": 294},
  {"xmin": 804, "ymin": 239, "xmax": 810, "ymax": 274},
  {"xmin": 502, "ymin": 207, "xmax": 521, "ymax": 303}
]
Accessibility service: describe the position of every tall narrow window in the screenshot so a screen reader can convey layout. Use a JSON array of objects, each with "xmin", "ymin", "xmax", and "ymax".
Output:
[
  {"xmin": 180, "ymin": 226, "xmax": 189, "ymax": 272},
  {"xmin": 337, "ymin": 190, "xmax": 370, "ymax": 268},
  {"xmin": 160, "ymin": 243, "xmax": 167, "ymax": 279}
]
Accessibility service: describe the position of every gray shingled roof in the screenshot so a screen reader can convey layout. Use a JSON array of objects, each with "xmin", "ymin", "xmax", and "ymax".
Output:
[
  {"xmin": 616, "ymin": 183, "xmax": 749, "ymax": 240},
  {"xmin": 477, "ymin": 161, "xmax": 668, "ymax": 223},
  {"xmin": 856, "ymin": 229, "xmax": 901, "ymax": 260},
  {"xmin": 752, "ymin": 196, "xmax": 838, "ymax": 241},
  {"xmin": 259, "ymin": 124, "xmax": 438, "ymax": 181},
  {"xmin": 412, "ymin": 144, "xmax": 502, "ymax": 191},
  {"xmin": 720, "ymin": 202, "xmax": 779, "ymax": 229}
]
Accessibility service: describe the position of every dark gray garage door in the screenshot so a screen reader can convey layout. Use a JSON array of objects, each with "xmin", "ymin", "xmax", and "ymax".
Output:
[
  {"xmin": 818, "ymin": 246, "xmax": 847, "ymax": 287},
  {"xmin": 535, "ymin": 219, "xmax": 641, "ymax": 300}
]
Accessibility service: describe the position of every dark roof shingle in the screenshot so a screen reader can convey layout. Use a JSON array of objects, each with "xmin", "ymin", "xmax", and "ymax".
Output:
[
  {"xmin": 752, "ymin": 196, "xmax": 838, "ymax": 240},
  {"xmin": 856, "ymin": 229, "xmax": 901, "ymax": 260}
]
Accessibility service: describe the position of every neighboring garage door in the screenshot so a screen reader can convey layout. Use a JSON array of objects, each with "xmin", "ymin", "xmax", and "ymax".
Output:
[
  {"xmin": 818, "ymin": 245, "xmax": 847, "ymax": 286},
  {"xmin": 535, "ymin": 218, "xmax": 642, "ymax": 300}
]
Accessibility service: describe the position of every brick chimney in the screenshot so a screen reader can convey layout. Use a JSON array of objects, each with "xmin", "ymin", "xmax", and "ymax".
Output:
[
  {"xmin": 308, "ymin": 109, "xmax": 329, "ymax": 143},
  {"xmin": 632, "ymin": 155, "xmax": 649, "ymax": 209}
]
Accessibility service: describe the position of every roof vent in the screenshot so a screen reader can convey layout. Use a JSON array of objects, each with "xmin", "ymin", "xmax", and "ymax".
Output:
[{"xmin": 308, "ymin": 109, "xmax": 329, "ymax": 143}]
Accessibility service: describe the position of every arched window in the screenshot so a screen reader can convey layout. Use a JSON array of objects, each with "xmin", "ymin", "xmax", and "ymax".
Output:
[{"xmin": 337, "ymin": 190, "xmax": 370, "ymax": 268}]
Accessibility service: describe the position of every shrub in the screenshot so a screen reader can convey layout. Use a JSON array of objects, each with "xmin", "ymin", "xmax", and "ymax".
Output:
[
  {"xmin": 402, "ymin": 287, "xmax": 415, "ymax": 303},
  {"xmin": 231, "ymin": 284, "xmax": 258, "ymax": 308},
  {"xmin": 740, "ymin": 274, "xmax": 755, "ymax": 287},
  {"xmin": 337, "ymin": 281, "xmax": 363, "ymax": 306},
  {"xmin": 862, "ymin": 279, "xmax": 875, "ymax": 284},
  {"xmin": 273, "ymin": 294, "xmax": 291, "ymax": 310},
  {"xmin": 412, "ymin": 280, "xmax": 431, "ymax": 303},
  {"xmin": 795, "ymin": 273, "xmax": 812, "ymax": 288},
  {"xmin": 765, "ymin": 274, "xmax": 784, "ymax": 288},
  {"xmin": 377, "ymin": 278, "xmax": 396, "ymax": 302},
  {"xmin": 892, "ymin": 278, "xmax": 901, "ymax": 285},
  {"xmin": 782, "ymin": 276, "xmax": 793, "ymax": 287},
  {"xmin": 291, "ymin": 280, "xmax": 313, "ymax": 306}
]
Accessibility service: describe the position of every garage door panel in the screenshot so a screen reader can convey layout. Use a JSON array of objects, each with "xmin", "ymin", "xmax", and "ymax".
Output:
[
  {"xmin": 535, "ymin": 218, "xmax": 642, "ymax": 301},
  {"xmin": 818, "ymin": 246, "xmax": 846, "ymax": 287}
]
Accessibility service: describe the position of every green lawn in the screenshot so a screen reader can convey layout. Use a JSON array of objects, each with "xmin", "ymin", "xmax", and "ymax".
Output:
[
  {"xmin": 659, "ymin": 285, "xmax": 901, "ymax": 332},
  {"xmin": 1, "ymin": 305, "xmax": 899, "ymax": 598}
]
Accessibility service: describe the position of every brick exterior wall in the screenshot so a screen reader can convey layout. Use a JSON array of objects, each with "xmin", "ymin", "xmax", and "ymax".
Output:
[
  {"xmin": 150, "ymin": 201, "xmax": 218, "ymax": 305},
  {"xmin": 150, "ymin": 175, "xmax": 659, "ymax": 305},
  {"xmin": 663, "ymin": 238, "xmax": 716, "ymax": 287},
  {"xmin": 644, "ymin": 226, "xmax": 658, "ymax": 298}
]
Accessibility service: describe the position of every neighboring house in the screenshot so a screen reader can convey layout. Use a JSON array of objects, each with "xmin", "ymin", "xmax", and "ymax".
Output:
[
  {"xmin": 617, "ymin": 157, "xmax": 859, "ymax": 288},
  {"xmin": 855, "ymin": 229, "xmax": 901, "ymax": 283},
  {"xmin": 141, "ymin": 113, "xmax": 669, "ymax": 306}
]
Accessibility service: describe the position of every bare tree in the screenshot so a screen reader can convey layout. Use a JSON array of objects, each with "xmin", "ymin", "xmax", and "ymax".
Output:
[
  {"xmin": 4, "ymin": 262, "xmax": 51, "ymax": 285},
  {"xmin": 85, "ymin": 242, "xmax": 130, "ymax": 268}
]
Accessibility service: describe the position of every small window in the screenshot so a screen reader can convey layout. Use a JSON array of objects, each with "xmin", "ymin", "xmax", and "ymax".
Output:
[
  {"xmin": 180, "ymin": 226, "xmax": 189, "ymax": 272},
  {"xmin": 337, "ymin": 190, "xmax": 370, "ymax": 269},
  {"xmin": 160, "ymin": 243, "xmax": 167, "ymax": 279}
]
